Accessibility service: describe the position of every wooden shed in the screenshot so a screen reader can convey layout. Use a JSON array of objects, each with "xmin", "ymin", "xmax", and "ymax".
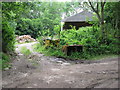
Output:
[{"xmin": 61, "ymin": 10, "xmax": 96, "ymax": 30}]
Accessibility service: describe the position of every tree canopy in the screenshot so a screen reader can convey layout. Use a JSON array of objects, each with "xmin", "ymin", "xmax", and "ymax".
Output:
[{"xmin": 2, "ymin": 1, "xmax": 119, "ymax": 54}]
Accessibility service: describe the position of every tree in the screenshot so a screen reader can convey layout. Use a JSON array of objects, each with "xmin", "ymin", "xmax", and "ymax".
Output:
[
  {"xmin": 104, "ymin": 2, "xmax": 120, "ymax": 39},
  {"xmin": 104, "ymin": 2, "xmax": 120, "ymax": 29},
  {"xmin": 15, "ymin": 2, "xmax": 66, "ymax": 39},
  {"xmin": 2, "ymin": 2, "xmax": 31, "ymax": 53},
  {"xmin": 87, "ymin": 0, "xmax": 106, "ymax": 43},
  {"xmin": 62, "ymin": 2, "xmax": 80, "ymax": 18}
]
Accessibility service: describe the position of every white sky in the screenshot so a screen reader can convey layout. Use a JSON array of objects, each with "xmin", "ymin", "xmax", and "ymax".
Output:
[
  {"xmin": 42, "ymin": 0, "xmax": 120, "ymax": 2},
  {"xmin": 41, "ymin": 0, "xmax": 82, "ymax": 2},
  {"xmin": 56, "ymin": 0, "xmax": 72, "ymax": 2}
]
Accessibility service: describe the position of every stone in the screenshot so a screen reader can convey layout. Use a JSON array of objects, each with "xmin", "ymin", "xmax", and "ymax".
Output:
[
  {"xmin": 56, "ymin": 61, "xmax": 63, "ymax": 63},
  {"xmin": 61, "ymin": 62, "xmax": 70, "ymax": 66}
]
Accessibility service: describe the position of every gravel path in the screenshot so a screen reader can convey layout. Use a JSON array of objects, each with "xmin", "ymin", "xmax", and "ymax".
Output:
[{"xmin": 2, "ymin": 42, "xmax": 119, "ymax": 88}]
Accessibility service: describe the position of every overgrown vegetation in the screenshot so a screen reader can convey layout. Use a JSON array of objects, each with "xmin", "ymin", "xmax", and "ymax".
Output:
[
  {"xmin": 1, "ymin": 1, "xmax": 119, "ymax": 69},
  {"xmin": 0, "ymin": 52, "xmax": 11, "ymax": 70},
  {"xmin": 20, "ymin": 46, "xmax": 31, "ymax": 56},
  {"xmin": 34, "ymin": 2, "xmax": 119, "ymax": 60},
  {"xmin": 15, "ymin": 2, "xmax": 75, "ymax": 38},
  {"xmin": 35, "ymin": 26, "xmax": 119, "ymax": 59}
]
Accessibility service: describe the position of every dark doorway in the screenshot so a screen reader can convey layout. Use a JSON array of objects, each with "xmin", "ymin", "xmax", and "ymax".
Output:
[{"xmin": 63, "ymin": 22, "xmax": 93, "ymax": 30}]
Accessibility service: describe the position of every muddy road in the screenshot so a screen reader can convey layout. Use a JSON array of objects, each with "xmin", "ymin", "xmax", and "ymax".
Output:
[{"xmin": 2, "ymin": 42, "xmax": 119, "ymax": 88}]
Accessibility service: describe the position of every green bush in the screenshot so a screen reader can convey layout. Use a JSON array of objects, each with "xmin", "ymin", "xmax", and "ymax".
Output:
[
  {"xmin": 37, "ymin": 36, "xmax": 45, "ymax": 45},
  {"xmin": 60, "ymin": 26, "xmax": 98, "ymax": 45},
  {"xmin": 34, "ymin": 43, "xmax": 65, "ymax": 57},
  {"xmin": 60, "ymin": 26, "xmax": 119, "ymax": 56},
  {"xmin": 16, "ymin": 18, "xmax": 42, "ymax": 38},
  {"xmin": 20, "ymin": 46, "xmax": 31, "ymax": 56},
  {"xmin": 35, "ymin": 26, "xmax": 119, "ymax": 60},
  {"xmin": 2, "ymin": 21, "xmax": 16, "ymax": 53},
  {"xmin": 108, "ymin": 40, "xmax": 119, "ymax": 54},
  {"xmin": 0, "ymin": 52, "xmax": 11, "ymax": 70}
]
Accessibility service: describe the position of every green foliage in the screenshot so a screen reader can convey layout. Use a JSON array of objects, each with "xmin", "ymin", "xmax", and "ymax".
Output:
[
  {"xmin": 14, "ymin": 2, "xmax": 80, "ymax": 39},
  {"xmin": 46, "ymin": 47, "xmax": 65, "ymax": 57},
  {"xmin": 105, "ymin": 2, "xmax": 120, "ymax": 29},
  {"xmin": 34, "ymin": 43, "xmax": 65, "ymax": 57},
  {"xmin": 20, "ymin": 46, "xmax": 31, "ymax": 56},
  {"xmin": 61, "ymin": 2, "xmax": 80, "ymax": 17},
  {"xmin": 2, "ymin": 2, "xmax": 119, "ymax": 61},
  {"xmin": 35, "ymin": 26, "xmax": 118, "ymax": 60},
  {"xmin": 2, "ymin": 2, "xmax": 31, "ymax": 53},
  {"xmin": 0, "ymin": 52, "xmax": 11, "ymax": 70},
  {"xmin": 15, "ymin": 2, "xmax": 65, "ymax": 38},
  {"xmin": 60, "ymin": 26, "xmax": 98, "ymax": 45},
  {"xmin": 2, "ymin": 21, "xmax": 16, "ymax": 53},
  {"xmin": 2, "ymin": 2, "xmax": 81, "ymax": 41},
  {"xmin": 61, "ymin": 26, "xmax": 119, "ymax": 56},
  {"xmin": 16, "ymin": 18, "xmax": 42, "ymax": 38}
]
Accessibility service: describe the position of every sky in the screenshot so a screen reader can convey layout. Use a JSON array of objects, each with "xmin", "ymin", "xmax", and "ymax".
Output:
[
  {"xmin": 43, "ymin": 0, "xmax": 120, "ymax": 2},
  {"xmin": 40, "ymin": 0, "xmax": 81, "ymax": 2},
  {"xmin": 56, "ymin": 0, "xmax": 73, "ymax": 2}
]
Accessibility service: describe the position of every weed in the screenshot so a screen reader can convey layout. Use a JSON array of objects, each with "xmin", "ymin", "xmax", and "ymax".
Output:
[
  {"xmin": 20, "ymin": 46, "xmax": 31, "ymax": 56},
  {"xmin": 0, "ymin": 52, "xmax": 12, "ymax": 70},
  {"xmin": 35, "ymin": 26, "xmax": 119, "ymax": 60}
]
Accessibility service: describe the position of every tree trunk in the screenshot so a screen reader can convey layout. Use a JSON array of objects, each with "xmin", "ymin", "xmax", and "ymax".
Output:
[
  {"xmin": 100, "ymin": 2, "xmax": 106, "ymax": 43},
  {"xmin": 88, "ymin": 0, "xmax": 106, "ymax": 43}
]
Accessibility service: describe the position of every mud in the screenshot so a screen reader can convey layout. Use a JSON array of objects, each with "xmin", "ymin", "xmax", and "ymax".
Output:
[{"xmin": 2, "ymin": 42, "xmax": 119, "ymax": 88}]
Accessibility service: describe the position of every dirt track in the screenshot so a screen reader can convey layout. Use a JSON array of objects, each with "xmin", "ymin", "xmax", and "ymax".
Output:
[{"xmin": 2, "ymin": 42, "xmax": 119, "ymax": 88}]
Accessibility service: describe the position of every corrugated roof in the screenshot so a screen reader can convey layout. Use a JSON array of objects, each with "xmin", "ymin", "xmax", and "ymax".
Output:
[{"xmin": 61, "ymin": 10, "xmax": 96, "ymax": 22}]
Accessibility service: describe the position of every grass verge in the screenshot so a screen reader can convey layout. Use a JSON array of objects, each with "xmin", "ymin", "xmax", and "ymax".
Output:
[{"xmin": 89, "ymin": 54, "xmax": 118, "ymax": 60}]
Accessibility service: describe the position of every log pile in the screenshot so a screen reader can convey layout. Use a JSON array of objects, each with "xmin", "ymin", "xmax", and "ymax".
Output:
[{"xmin": 16, "ymin": 35, "xmax": 36, "ymax": 43}]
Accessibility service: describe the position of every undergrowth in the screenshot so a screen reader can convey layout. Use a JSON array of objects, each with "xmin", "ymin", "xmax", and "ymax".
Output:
[
  {"xmin": 34, "ymin": 43, "xmax": 65, "ymax": 57},
  {"xmin": 0, "ymin": 52, "xmax": 12, "ymax": 70},
  {"xmin": 34, "ymin": 43, "xmax": 117, "ymax": 60},
  {"xmin": 20, "ymin": 46, "xmax": 31, "ymax": 56},
  {"xmin": 34, "ymin": 26, "xmax": 119, "ymax": 60}
]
